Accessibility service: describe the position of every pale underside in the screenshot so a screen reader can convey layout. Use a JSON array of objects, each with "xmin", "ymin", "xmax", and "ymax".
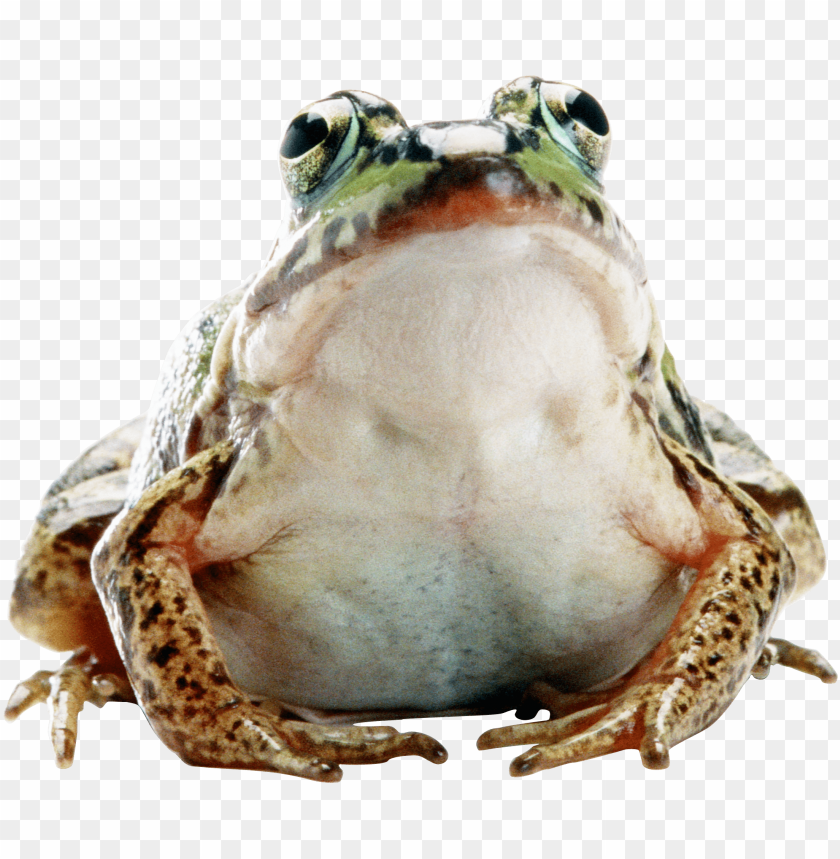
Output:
[{"xmin": 190, "ymin": 223, "xmax": 708, "ymax": 719}]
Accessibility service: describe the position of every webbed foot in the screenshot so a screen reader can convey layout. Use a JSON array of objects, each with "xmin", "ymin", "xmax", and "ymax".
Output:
[{"xmin": 5, "ymin": 647, "xmax": 133, "ymax": 768}]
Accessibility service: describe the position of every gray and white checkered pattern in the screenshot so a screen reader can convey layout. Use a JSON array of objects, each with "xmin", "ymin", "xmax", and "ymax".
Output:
[{"xmin": 1, "ymin": 3, "xmax": 837, "ymax": 857}]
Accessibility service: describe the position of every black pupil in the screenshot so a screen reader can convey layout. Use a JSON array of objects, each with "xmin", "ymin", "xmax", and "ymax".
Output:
[
  {"xmin": 564, "ymin": 90, "xmax": 609, "ymax": 137},
  {"xmin": 281, "ymin": 112, "xmax": 330, "ymax": 159}
]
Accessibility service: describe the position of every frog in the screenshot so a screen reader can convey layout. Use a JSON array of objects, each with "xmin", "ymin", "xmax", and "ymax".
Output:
[{"xmin": 6, "ymin": 76, "xmax": 835, "ymax": 782}]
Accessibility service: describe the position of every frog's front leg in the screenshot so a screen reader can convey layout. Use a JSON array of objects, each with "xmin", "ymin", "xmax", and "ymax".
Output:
[
  {"xmin": 92, "ymin": 441, "xmax": 447, "ymax": 781},
  {"xmin": 478, "ymin": 436, "xmax": 836, "ymax": 776}
]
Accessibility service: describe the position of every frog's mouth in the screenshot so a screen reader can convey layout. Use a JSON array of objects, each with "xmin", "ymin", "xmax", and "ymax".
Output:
[
  {"xmin": 247, "ymin": 154, "xmax": 642, "ymax": 316},
  {"xmin": 377, "ymin": 155, "xmax": 544, "ymax": 237}
]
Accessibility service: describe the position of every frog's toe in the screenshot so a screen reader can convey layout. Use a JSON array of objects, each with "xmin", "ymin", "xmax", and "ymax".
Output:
[
  {"xmin": 5, "ymin": 670, "xmax": 53, "ymax": 722},
  {"xmin": 479, "ymin": 680, "xmax": 689, "ymax": 777},
  {"xmin": 5, "ymin": 648, "xmax": 132, "ymax": 768},
  {"xmin": 167, "ymin": 705, "xmax": 446, "ymax": 780},
  {"xmin": 751, "ymin": 637, "xmax": 837, "ymax": 683},
  {"xmin": 279, "ymin": 721, "xmax": 448, "ymax": 766},
  {"xmin": 478, "ymin": 703, "xmax": 604, "ymax": 750}
]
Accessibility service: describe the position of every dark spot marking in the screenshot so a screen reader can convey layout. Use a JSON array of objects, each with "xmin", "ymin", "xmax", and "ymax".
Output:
[
  {"xmin": 751, "ymin": 568, "xmax": 763, "ymax": 586},
  {"xmin": 739, "ymin": 576, "xmax": 754, "ymax": 592},
  {"xmin": 176, "ymin": 676, "xmax": 188, "ymax": 690},
  {"xmin": 707, "ymin": 653, "xmax": 723, "ymax": 666},
  {"xmin": 351, "ymin": 211, "xmax": 371, "ymax": 240},
  {"xmin": 548, "ymin": 180, "xmax": 562, "ymax": 198},
  {"xmin": 756, "ymin": 552, "xmax": 767, "ymax": 566},
  {"xmin": 142, "ymin": 680, "xmax": 157, "ymax": 701},
  {"xmin": 722, "ymin": 627, "xmax": 734, "ymax": 641},
  {"xmin": 377, "ymin": 142, "xmax": 398, "ymax": 165},
  {"xmin": 583, "ymin": 197, "xmax": 604, "ymax": 225},
  {"xmin": 503, "ymin": 125, "xmax": 525, "ymax": 154},
  {"xmin": 188, "ymin": 681, "xmax": 206, "ymax": 700},
  {"xmin": 721, "ymin": 571, "xmax": 733, "ymax": 585},
  {"xmin": 149, "ymin": 703, "xmax": 175, "ymax": 720},
  {"xmin": 246, "ymin": 234, "xmax": 309, "ymax": 313},
  {"xmin": 725, "ymin": 611, "xmax": 742, "ymax": 626},
  {"xmin": 114, "ymin": 585, "xmax": 136, "ymax": 631},
  {"xmin": 692, "ymin": 635, "xmax": 705, "ymax": 646},
  {"xmin": 686, "ymin": 663, "xmax": 699, "ymax": 674},
  {"xmin": 664, "ymin": 380, "xmax": 715, "ymax": 463},
  {"xmin": 151, "ymin": 642, "xmax": 179, "ymax": 668},
  {"xmin": 209, "ymin": 661, "xmax": 229, "ymax": 685},
  {"xmin": 60, "ymin": 515, "xmax": 113, "ymax": 550},
  {"xmin": 139, "ymin": 600, "xmax": 164, "ymax": 631},
  {"xmin": 320, "ymin": 216, "xmax": 346, "ymax": 260},
  {"xmin": 632, "ymin": 347, "xmax": 654, "ymax": 382},
  {"xmin": 401, "ymin": 128, "xmax": 436, "ymax": 162}
]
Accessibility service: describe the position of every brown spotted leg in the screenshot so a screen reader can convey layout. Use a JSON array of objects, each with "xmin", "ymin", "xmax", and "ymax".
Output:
[
  {"xmin": 92, "ymin": 441, "xmax": 447, "ymax": 781},
  {"xmin": 5, "ymin": 647, "xmax": 133, "ymax": 768},
  {"xmin": 478, "ymin": 436, "xmax": 836, "ymax": 776}
]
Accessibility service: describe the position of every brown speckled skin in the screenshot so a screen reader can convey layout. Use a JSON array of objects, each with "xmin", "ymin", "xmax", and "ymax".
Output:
[
  {"xmin": 6, "ymin": 81, "xmax": 836, "ymax": 779},
  {"xmin": 8, "ymin": 400, "xmax": 833, "ymax": 779},
  {"xmin": 92, "ymin": 441, "xmax": 446, "ymax": 780},
  {"xmin": 9, "ymin": 417, "xmax": 145, "ymax": 675},
  {"xmin": 479, "ymin": 433, "xmax": 798, "ymax": 773}
]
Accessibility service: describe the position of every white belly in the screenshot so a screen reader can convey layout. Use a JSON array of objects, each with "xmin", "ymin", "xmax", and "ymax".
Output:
[
  {"xmin": 191, "ymin": 226, "xmax": 703, "ymax": 716},
  {"xmin": 197, "ymin": 505, "xmax": 691, "ymax": 715}
]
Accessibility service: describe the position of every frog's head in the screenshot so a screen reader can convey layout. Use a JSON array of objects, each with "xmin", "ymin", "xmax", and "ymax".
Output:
[{"xmin": 246, "ymin": 77, "xmax": 647, "ymax": 315}]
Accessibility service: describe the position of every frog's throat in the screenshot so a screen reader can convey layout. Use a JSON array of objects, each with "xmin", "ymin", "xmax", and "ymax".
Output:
[
  {"xmin": 199, "ymin": 221, "xmax": 657, "ymax": 428},
  {"xmin": 246, "ymin": 160, "xmax": 644, "ymax": 315}
]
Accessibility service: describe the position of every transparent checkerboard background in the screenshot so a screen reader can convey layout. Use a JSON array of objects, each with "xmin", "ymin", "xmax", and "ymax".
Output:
[{"xmin": 1, "ymin": 2, "xmax": 837, "ymax": 857}]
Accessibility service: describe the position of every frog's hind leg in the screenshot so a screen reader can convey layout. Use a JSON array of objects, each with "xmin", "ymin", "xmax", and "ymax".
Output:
[
  {"xmin": 694, "ymin": 400, "xmax": 835, "ymax": 686},
  {"xmin": 92, "ymin": 441, "xmax": 447, "ymax": 781},
  {"xmin": 696, "ymin": 399, "xmax": 826, "ymax": 601},
  {"xmin": 478, "ymin": 435, "xmax": 835, "ymax": 776},
  {"xmin": 6, "ymin": 417, "xmax": 144, "ymax": 766}
]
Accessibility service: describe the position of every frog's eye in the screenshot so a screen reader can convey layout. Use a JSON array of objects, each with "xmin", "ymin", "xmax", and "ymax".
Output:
[
  {"xmin": 562, "ymin": 89, "xmax": 609, "ymax": 137},
  {"xmin": 280, "ymin": 92, "xmax": 405, "ymax": 199},
  {"xmin": 281, "ymin": 112, "xmax": 330, "ymax": 160},
  {"xmin": 538, "ymin": 82, "xmax": 611, "ymax": 175}
]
